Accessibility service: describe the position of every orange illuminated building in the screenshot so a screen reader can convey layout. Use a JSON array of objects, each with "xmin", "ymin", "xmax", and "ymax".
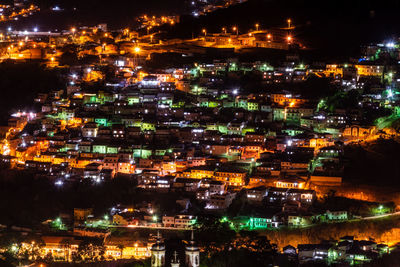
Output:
[
  {"xmin": 270, "ymin": 93, "xmax": 307, "ymax": 107},
  {"xmin": 274, "ymin": 177, "xmax": 306, "ymax": 189}
]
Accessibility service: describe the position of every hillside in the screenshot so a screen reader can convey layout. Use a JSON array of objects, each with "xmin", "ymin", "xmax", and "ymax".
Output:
[{"xmin": 166, "ymin": 0, "xmax": 400, "ymax": 60}]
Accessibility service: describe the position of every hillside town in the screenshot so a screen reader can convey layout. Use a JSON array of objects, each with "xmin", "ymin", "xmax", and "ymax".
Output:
[{"xmin": 0, "ymin": 0, "xmax": 400, "ymax": 266}]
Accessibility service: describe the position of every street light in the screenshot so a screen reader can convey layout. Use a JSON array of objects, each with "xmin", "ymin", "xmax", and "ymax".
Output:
[
  {"xmin": 202, "ymin": 28, "xmax": 206, "ymax": 36},
  {"xmin": 255, "ymin": 23, "xmax": 259, "ymax": 31},
  {"xmin": 232, "ymin": 26, "xmax": 238, "ymax": 35},
  {"xmin": 287, "ymin": 36, "xmax": 292, "ymax": 43},
  {"xmin": 287, "ymin": 18, "xmax": 291, "ymax": 28},
  {"xmin": 222, "ymin": 27, "xmax": 227, "ymax": 34},
  {"xmin": 134, "ymin": 47, "xmax": 141, "ymax": 54}
]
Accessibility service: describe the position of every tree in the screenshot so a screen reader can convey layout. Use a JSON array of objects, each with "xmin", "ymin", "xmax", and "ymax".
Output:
[
  {"xmin": 227, "ymin": 190, "xmax": 247, "ymax": 217},
  {"xmin": 59, "ymin": 51, "xmax": 79, "ymax": 66},
  {"xmin": 195, "ymin": 216, "xmax": 236, "ymax": 252}
]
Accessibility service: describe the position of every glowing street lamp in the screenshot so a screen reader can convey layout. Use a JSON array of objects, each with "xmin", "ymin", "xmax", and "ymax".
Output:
[
  {"xmin": 232, "ymin": 26, "xmax": 238, "ymax": 35},
  {"xmin": 202, "ymin": 28, "xmax": 206, "ymax": 36},
  {"xmin": 222, "ymin": 27, "xmax": 227, "ymax": 34},
  {"xmin": 134, "ymin": 47, "xmax": 141, "ymax": 54},
  {"xmin": 255, "ymin": 23, "xmax": 259, "ymax": 31},
  {"xmin": 287, "ymin": 36, "xmax": 293, "ymax": 43},
  {"xmin": 287, "ymin": 18, "xmax": 291, "ymax": 28}
]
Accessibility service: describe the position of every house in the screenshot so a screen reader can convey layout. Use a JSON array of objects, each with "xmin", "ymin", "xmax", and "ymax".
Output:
[
  {"xmin": 345, "ymin": 246, "xmax": 375, "ymax": 265},
  {"xmin": 342, "ymin": 125, "xmax": 376, "ymax": 139},
  {"xmin": 266, "ymin": 187, "xmax": 288, "ymax": 203},
  {"xmin": 162, "ymin": 216, "xmax": 175, "ymax": 227},
  {"xmin": 206, "ymin": 192, "xmax": 236, "ymax": 210},
  {"xmin": 325, "ymin": 210, "xmax": 348, "ymax": 221},
  {"xmin": 287, "ymin": 189, "xmax": 316, "ymax": 204},
  {"xmin": 179, "ymin": 166, "xmax": 215, "ymax": 179},
  {"xmin": 83, "ymin": 162, "xmax": 103, "ymax": 181},
  {"xmin": 274, "ymin": 176, "xmax": 306, "ymax": 189},
  {"xmin": 174, "ymin": 215, "xmax": 197, "ymax": 229},
  {"xmin": 246, "ymin": 186, "xmax": 268, "ymax": 202},
  {"xmin": 209, "ymin": 180, "xmax": 226, "ymax": 195},
  {"xmin": 74, "ymin": 208, "xmax": 93, "ymax": 222},
  {"xmin": 358, "ymin": 240, "xmax": 377, "ymax": 252},
  {"xmin": 82, "ymin": 122, "xmax": 98, "ymax": 137},
  {"xmin": 196, "ymin": 188, "xmax": 210, "ymax": 201},
  {"xmin": 105, "ymin": 239, "xmax": 150, "ymax": 259},
  {"xmin": 214, "ymin": 168, "xmax": 247, "ymax": 186},
  {"xmin": 297, "ymin": 244, "xmax": 332, "ymax": 263},
  {"xmin": 40, "ymin": 236, "xmax": 81, "ymax": 261},
  {"xmin": 113, "ymin": 213, "xmax": 139, "ymax": 226},
  {"xmin": 283, "ymin": 245, "xmax": 297, "ymax": 258},
  {"xmin": 173, "ymin": 178, "xmax": 201, "ymax": 192}
]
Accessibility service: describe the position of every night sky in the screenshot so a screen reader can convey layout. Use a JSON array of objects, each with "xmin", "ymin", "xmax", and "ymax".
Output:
[{"xmin": 3, "ymin": 0, "xmax": 400, "ymax": 52}]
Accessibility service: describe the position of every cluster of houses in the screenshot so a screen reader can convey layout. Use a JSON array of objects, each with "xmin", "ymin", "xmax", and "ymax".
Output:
[
  {"xmin": 1, "ymin": 44, "xmax": 394, "ymax": 232},
  {"xmin": 284, "ymin": 236, "xmax": 391, "ymax": 265}
]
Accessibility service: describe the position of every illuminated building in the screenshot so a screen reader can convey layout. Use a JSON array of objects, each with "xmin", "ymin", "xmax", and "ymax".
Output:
[
  {"xmin": 355, "ymin": 64, "xmax": 384, "ymax": 77},
  {"xmin": 342, "ymin": 125, "xmax": 376, "ymax": 139},
  {"xmin": 214, "ymin": 169, "xmax": 246, "ymax": 186},
  {"xmin": 274, "ymin": 177, "xmax": 306, "ymax": 189}
]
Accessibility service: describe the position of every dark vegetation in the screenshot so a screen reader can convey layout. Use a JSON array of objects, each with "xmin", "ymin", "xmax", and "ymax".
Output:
[
  {"xmin": 0, "ymin": 170, "xmax": 137, "ymax": 227},
  {"xmin": 0, "ymin": 61, "xmax": 65, "ymax": 124},
  {"xmin": 343, "ymin": 139, "xmax": 400, "ymax": 186},
  {"xmin": 0, "ymin": 169, "xmax": 195, "ymax": 227}
]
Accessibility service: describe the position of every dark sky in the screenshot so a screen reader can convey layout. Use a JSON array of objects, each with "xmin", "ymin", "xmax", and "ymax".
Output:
[
  {"xmin": 1, "ymin": 0, "xmax": 188, "ymax": 31},
  {"xmin": 2, "ymin": 0, "xmax": 400, "ymax": 57}
]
